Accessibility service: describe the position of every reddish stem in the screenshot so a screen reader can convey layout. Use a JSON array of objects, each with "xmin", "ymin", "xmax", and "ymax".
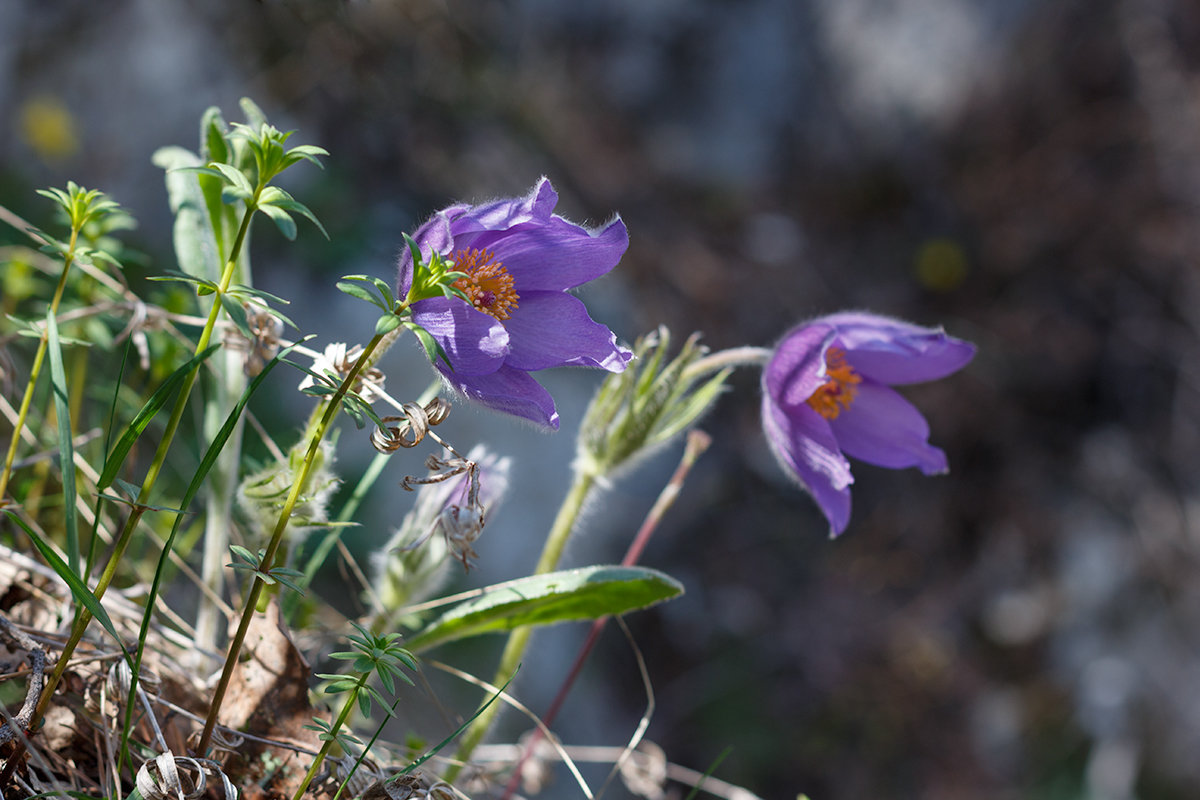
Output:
[{"xmin": 500, "ymin": 430, "xmax": 712, "ymax": 799}]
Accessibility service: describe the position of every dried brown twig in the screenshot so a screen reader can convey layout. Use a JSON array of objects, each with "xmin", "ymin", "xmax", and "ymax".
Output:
[{"xmin": 0, "ymin": 613, "xmax": 46, "ymax": 745}]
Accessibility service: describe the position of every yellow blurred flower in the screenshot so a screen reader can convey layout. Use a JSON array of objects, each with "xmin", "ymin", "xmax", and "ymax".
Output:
[
  {"xmin": 915, "ymin": 237, "xmax": 969, "ymax": 292},
  {"xmin": 19, "ymin": 95, "xmax": 80, "ymax": 162}
]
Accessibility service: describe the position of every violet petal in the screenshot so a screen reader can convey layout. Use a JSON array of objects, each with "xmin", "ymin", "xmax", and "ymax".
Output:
[
  {"xmin": 829, "ymin": 381, "xmax": 949, "ymax": 474},
  {"xmin": 438, "ymin": 363, "xmax": 560, "ymax": 430},
  {"xmin": 763, "ymin": 323, "xmax": 838, "ymax": 408},
  {"xmin": 412, "ymin": 297, "xmax": 509, "ymax": 376},
  {"xmin": 465, "ymin": 215, "xmax": 629, "ymax": 293},
  {"xmin": 445, "ymin": 178, "xmax": 558, "ymax": 248},
  {"xmin": 822, "ymin": 311, "xmax": 976, "ymax": 385},
  {"xmin": 501, "ymin": 290, "xmax": 632, "ymax": 372},
  {"xmin": 761, "ymin": 389, "xmax": 854, "ymax": 535}
]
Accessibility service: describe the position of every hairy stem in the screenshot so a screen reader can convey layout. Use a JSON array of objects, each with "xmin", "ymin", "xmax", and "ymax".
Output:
[
  {"xmin": 681, "ymin": 345, "xmax": 771, "ymax": 381},
  {"xmin": 292, "ymin": 675, "xmax": 367, "ymax": 800},
  {"xmin": 197, "ymin": 329, "xmax": 388, "ymax": 756}
]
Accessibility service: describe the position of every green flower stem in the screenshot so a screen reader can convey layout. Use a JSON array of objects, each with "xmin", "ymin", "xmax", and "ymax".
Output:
[
  {"xmin": 444, "ymin": 464, "xmax": 599, "ymax": 782},
  {"xmin": 285, "ymin": 449, "xmax": 389, "ymax": 624},
  {"xmin": 21, "ymin": 199, "xmax": 257, "ymax": 747},
  {"xmin": 0, "ymin": 226, "xmax": 80, "ymax": 504},
  {"xmin": 498, "ymin": 430, "xmax": 712, "ymax": 800},
  {"xmin": 292, "ymin": 674, "xmax": 368, "ymax": 800},
  {"xmin": 197, "ymin": 328, "xmax": 390, "ymax": 756},
  {"xmin": 681, "ymin": 345, "xmax": 771, "ymax": 380}
]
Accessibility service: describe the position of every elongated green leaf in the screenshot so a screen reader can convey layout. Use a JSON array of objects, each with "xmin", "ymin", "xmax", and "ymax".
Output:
[
  {"xmin": 219, "ymin": 293, "xmax": 252, "ymax": 338},
  {"xmin": 239, "ymin": 96, "xmax": 269, "ymax": 132},
  {"xmin": 3, "ymin": 510, "xmax": 125, "ymax": 650},
  {"xmin": 97, "ymin": 345, "xmax": 219, "ymax": 489},
  {"xmin": 398, "ymin": 674, "xmax": 514, "ymax": 776},
  {"xmin": 405, "ymin": 566, "xmax": 683, "ymax": 652},
  {"xmin": 121, "ymin": 342, "xmax": 299, "ymax": 761},
  {"xmin": 201, "ymin": 106, "xmax": 229, "ymax": 164},
  {"xmin": 267, "ymin": 195, "xmax": 328, "ymax": 239},
  {"xmin": 207, "ymin": 161, "xmax": 255, "ymax": 197},
  {"xmin": 335, "ymin": 281, "xmax": 383, "ymax": 309},
  {"xmin": 228, "ymin": 284, "xmax": 289, "ymax": 305},
  {"xmin": 151, "ymin": 146, "xmax": 223, "ymax": 283},
  {"xmin": 46, "ymin": 313, "xmax": 79, "ymax": 576},
  {"xmin": 375, "ymin": 313, "xmax": 401, "ymax": 336},
  {"xmin": 257, "ymin": 202, "xmax": 297, "ymax": 241}
]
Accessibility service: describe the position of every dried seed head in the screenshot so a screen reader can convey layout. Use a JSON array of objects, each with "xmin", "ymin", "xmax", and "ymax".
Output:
[
  {"xmin": 299, "ymin": 342, "xmax": 386, "ymax": 401},
  {"xmin": 223, "ymin": 303, "xmax": 284, "ymax": 376}
]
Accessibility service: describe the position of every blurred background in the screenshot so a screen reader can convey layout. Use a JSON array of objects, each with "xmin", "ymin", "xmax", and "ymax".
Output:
[{"xmin": 4, "ymin": 0, "xmax": 1200, "ymax": 797}]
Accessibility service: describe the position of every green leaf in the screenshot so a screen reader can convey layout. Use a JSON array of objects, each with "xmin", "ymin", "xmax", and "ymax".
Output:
[
  {"xmin": 208, "ymin": 161, "xmax": 255, "ymax": 197},
  {"xmin": 3, "ymin": 510, "xmax": 126, "ymax": 651},
  {"xmin": 46, "ymin": 313, "xmax": 79, "ymax": 576},
  {"xmin": 146, "ymin": 271, "xmax": 221, "ymax": 292},
  {"xmin": 170, "ymin": 165, "xmax": 229, "ymax": 181},
  {"xmin": 375, "ymin": 313, "xmax": 402, "ymax": 336},
  {"xmin": 222, "ymin": 184, "xmax": 253, "ymax": 205},
  {"xmin": 239, "ymin": 97, "xmax": 269, "ymax": 133},
  {"xmin": 220, "ymin": 293, "xmax": 252, "ymax": 338},
  {"xmin": 257, "ymin": 202, "xmax": 297, "ymax": 241},
  {"xmin": 336, "ymin": 280, "xmax": 384, "ymax": 309},
  {"xmin": 323, "ymin": 679, "xmax": 359, "ymax": 695},
  {"xmin": 229, "ymin": 544, "xmax": 258, "ymax": 565},
  {"xmin": 201, "ymin": 106, "xmax": 229, "ymax": 164},
  {"xmin": 405, "ymin": 566, "xmax": 684, "ymax": 652},
  {"xmin": 259, "ymin": 187, "xmax": 329, "ymax": 239},
  {"xmin": 98, "ymin": 345, "xmax": 219, "ymax": 489},
  {"xmin": 369, "ymin": 277, "xmax": 394, "ymax": 305},
  {"xmin": 151, "ymin": 146, "xmax": 223, "ymax": 283},
  {"xmin": 403, "ymin": 321, "xmax": 450, "ymax": 370},
  {"xmin": 227, "ymin": 285, "xmax": 289, "ymax": 306},
  {"xmin": 283, "ymin": 143, "xmax": 329, "ymax": 169},
  {"xmin": 269, "ymin": 571, "xmax": 305, "ymax": 595},
  {"xmin": 86, "ymin": 249, "xmax": 124, "ymax": 270}
]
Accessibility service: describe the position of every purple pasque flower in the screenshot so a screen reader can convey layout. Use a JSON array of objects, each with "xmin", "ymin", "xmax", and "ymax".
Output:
[
  {"xmin": 761, "ymin": 312, "xmax": 975, "ymax": 536},
  {"xmin": 398, "ymin": 178, "xmax": 632, "ymax": 429}
]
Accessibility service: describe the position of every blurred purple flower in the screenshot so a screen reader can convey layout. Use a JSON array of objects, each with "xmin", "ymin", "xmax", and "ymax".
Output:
[
  {"xmin": 761, "ymin": 312, "xmax": 975, "ymax": 536},
  {"xmin": 398, "ymin": 178, "xmax": 632, "ymax": 429}
]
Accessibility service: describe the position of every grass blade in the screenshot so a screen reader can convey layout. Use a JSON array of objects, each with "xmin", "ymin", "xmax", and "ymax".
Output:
[
  {"xmin": 120, "ymin": 343, "xmax": 299, "ymax": 769},
  {"xmin": 98, "ymin": 345, "xmax": 219, "ymax": 489},
  {"xmin": 45, "ymin": 313, "xmax": 79, "ymax": 576},
  {"xmin": 399, "ymin": 674, "xmax": 514, "ymax": 776},
  {"xmin": 3, "ymin": 509, "xmax": 125, "ymax": 651}
]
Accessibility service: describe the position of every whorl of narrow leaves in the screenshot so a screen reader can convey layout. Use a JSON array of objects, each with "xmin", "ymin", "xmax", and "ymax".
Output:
[
  {"xmin": 171, "ymin": 99, "xmax": 330, "ymax": 243},
  {"xmin": 36, "ymin": 181, "xmax": 122, "ymax": 233},
  {"xmin": 318, "ymin": 623, "xmax": 417, "ymax": 718},
  {"xmin": 31, "ymin": 181, "xmax": 131, "ymax": 270}
]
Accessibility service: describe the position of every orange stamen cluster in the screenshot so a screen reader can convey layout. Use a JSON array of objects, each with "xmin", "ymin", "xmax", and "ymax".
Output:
[
  {"xmin": 451, "ymin": 248, "xmax": 519, "ymax": 320},
  {"xmin": 806, "ymin": 346, "xmax": 862, "ymax": 420}
]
